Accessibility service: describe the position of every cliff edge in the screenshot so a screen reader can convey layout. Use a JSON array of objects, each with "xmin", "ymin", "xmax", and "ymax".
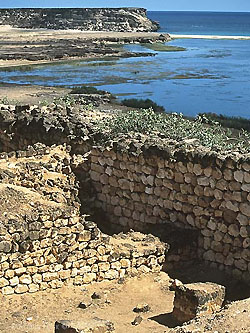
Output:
[{"xmin": 0, "ymin": 7, "xmax": 159, "ymax": 32}]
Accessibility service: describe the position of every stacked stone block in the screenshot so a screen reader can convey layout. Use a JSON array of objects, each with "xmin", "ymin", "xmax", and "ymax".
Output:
[
  {"xmin": 0, "ymin": 143, "xmax": 166, "ymax": 295},
  {"xmin": 88, "ymin": 145, "xmax": 250, "ymax": 283}
]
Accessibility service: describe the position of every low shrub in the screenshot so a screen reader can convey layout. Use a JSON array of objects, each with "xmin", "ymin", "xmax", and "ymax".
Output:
[
  {"xmin": 121, "ymin": 98, "xmax": 165, "ymax": 113},
  {"xmin": 70, "ymin": 85, "xmax": 108, "ymax": 95},
  {"xmin": 94, "ymin": 109, "xmax": 250, "ymax": 154},
  {"xmin": 199, "ymin": 113, "xmax": 250, "ymax": 132}
]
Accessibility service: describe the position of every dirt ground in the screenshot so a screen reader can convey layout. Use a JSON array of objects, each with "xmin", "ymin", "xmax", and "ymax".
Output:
[
  {"xmin": 0, "ymin": 84, "xmax": 70, "ymax": 104},
  {"xmin": 1, "ymin": 271, "xmax": 250, "ymax": 333},
  {"xmin": 0, "ymin": 272, "xmax": 174, "ymax": 333}
]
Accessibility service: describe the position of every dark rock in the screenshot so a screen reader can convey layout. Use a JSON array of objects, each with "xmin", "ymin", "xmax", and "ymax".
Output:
[
  {"xmin": 91, "ymin": 292, "xmax": 101, "ymax": 300},
  {"xmin": 131, "ymin": 315, "xmax": 143, "ymax": 326},
  {"xmin": 133, "ymin": 303, "xmax": 151, "ymax": 313}
]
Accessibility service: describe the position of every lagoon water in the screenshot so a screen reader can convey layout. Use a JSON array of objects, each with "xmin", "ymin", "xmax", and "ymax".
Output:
[{"xmin": 1, "ymin": 11, "xmax": 250, "ymax": 118}]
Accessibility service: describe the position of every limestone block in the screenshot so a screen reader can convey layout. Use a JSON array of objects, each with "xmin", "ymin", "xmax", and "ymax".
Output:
[
  {"xmin": 223, "ymin": 168, "xmax": 233, "ymax": 180},
  {"xmin": 78, "ymin": 231, "xmax": 92, "ymax": 242},
  {"xmin": 5, "ymin": 269, "xmax": 14, "ymax": 279},
  {"xmin": 120, "ymin": 259, "xmax": 131, "ymax": 268},
  {"xmin": 29, "ymin": 283, "xmax": 39, "ymax": 293},
  {"xmin": 172, "ymin": 282, "xmax": 225, "ymax": 323},
  {"xmin": 55, "ymin": 318, "xmax": 114, "ymax": 333},
  {"xmin": 229, "ymin": 181, "xmax": 241, "ymax": 191},
  {"xmin": 234, "ymin": 259, "xmax": 247, "ymax": 271},
  {"xmin": 239, "ymin": 203, "xmax": 250, "ymax": 217},
  {"xmin": 243, "ymin": 238, "xmax": 250, "ymax": 249},
  {"xmin": 2, "ymin": 286, "xmax": 14, "ymax": 295},
  {"xmin": 82, "ymin": 273, "xmax": 96, "ymax": 284},
  {"xmin": 197, "ymin": 177, "xmax": 210, "ymax": 186},
  {"xmin": 0, "ymin": 277, "xmax": 9, "ymax": 287},
  {"xmin": 9, "ymin": 276, "xmax": 19, "ymax": 286},
  {"xmin": 15, "ymin": 284, "xmax": 29, "ymax": 294},
  {"xmin": 104, "ymin": 270, "xmax": 119, "ymax": 280},
  {"xmin": 193, "ymin": 164, "xmax": 202, "ymax": 176},
  {"xmin": 31, "ymin": 273, "xmax": 42, "ymax": 284},
  {"xmin": 228, "ymin": 224, "xmax": 240, "ymax": 237},
  {"xmin": 234, "ymin": 170, "xmax": 244, "ymax": 182},
  {"xmin": 98, "ymin": 262, "xmax": 110, "ymax": 272},
  {"xmin": 242, "ymin": 184, "xmax": 250, "ymax": 192},
  {"xmin": 42, "ymin": 272, "xmax": 58, "ymax": 282}
]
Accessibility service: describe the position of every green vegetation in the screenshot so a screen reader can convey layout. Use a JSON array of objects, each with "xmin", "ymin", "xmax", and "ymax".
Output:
[
  {"xmin": 199, "ymin": 113, "xmax": 250, "ymax": 132},
  {"xmin": 70, "ymin": 85, "xmax": 108, "ymax": 95},
  {"xmin": 121, "ymin": 98, "xmax": 165, "ymax": 113},
  {"xmin": 0, "ymin": 96, "xmax": 19, "ymax": 105},
  {"xmin": 94, "ymin": 109, "xmax": 250, "ymax": 154},
  {"xmin": 141, "ymin": 43, "xmax": 186, "ymax": 52},
  {"xmin": 39, "ymin": 95, "xmax": 93, "ymax": 109}
]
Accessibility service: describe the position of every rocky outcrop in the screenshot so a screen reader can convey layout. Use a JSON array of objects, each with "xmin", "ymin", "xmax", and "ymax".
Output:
[{"xmin": 0, "ymin": 8, "xmax": 159, "ymax": 32}]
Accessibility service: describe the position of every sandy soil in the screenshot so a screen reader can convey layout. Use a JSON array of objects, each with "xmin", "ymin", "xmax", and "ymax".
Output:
[
  {"xmin": 0, "ymin": 272, "xmax": 174, "ymax": 333},
  {"xmin": 0, "ymin": 84, "xmax": 70, "ymax": 104}
]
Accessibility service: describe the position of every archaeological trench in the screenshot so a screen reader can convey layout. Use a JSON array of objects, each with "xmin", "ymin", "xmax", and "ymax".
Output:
[{"xmin": 0, "ymin": 100, "xmax": 249, "ymax": 332}]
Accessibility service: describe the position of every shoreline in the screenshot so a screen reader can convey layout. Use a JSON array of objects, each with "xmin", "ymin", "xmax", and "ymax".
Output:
[
  {"xmin": 0, "ymin": 25, "xmax": 170, "ymax": 69},
  {"xmin": 170, "ymin": 34, "xmax": 250, "ymax": 40}
]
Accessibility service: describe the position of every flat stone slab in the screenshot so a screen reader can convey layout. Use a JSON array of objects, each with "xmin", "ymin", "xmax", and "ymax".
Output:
[
  {"xmin": 172, "ymin": 282, "xmax": 225, "ymax": 323},
  {"xmin": 55, "ymin": 318, "xmax": 114, "ymax": 333}
]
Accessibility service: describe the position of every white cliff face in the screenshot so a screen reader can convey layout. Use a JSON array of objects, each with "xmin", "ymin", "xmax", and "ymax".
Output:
[{"xmin": 0, "ymin": 8, "xmax": 159, "ymax": 32}]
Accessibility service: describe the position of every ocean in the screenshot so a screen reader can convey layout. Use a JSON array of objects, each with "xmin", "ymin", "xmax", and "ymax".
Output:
[
  {"xmin": 1, "ymin": 11, "xmax": 250, "ymax": 118},
  {"xmin": 148, "ymin": 11, "xmax": 250, "ymax": 36}
]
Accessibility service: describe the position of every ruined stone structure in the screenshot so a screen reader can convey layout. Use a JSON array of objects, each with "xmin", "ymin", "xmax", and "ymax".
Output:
[
  {"xmin": 0, "ymin": 143, "xmax": 165, "ymax": 295},
  {"xmin": 0, "ymin": 8, "xmax": 159, "ymax": 32},
  {"xmin": 87, "ymin": 142, "xmax": 250, "ymax": 283},
  {"xmin": 0, "ymin": 104, "xmax": 249, "ymax": 286}
]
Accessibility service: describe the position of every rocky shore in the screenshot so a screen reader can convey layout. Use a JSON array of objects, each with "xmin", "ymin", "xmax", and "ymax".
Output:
[{"xmin": 0, "ymin": 26, "xmax": 170, "ymax": 67}]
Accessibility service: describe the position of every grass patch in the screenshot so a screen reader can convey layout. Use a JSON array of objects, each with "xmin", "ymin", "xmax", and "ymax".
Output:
[
  {"xmin": 121, "ymin": 98, "xmax": 165, "ymax": 113},
  {"xmin": 141, "ymin": 43, "xmax": 186, "ymax": 52}
]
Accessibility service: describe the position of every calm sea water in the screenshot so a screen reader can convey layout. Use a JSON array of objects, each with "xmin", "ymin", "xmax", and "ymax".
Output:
[
  {"xmin": 148, "ymin": 11, "xmax": 250, "ymax": 35},
  {"xmin": 1, "ymin": 11, "xmax": 250, "ymax": 118}
]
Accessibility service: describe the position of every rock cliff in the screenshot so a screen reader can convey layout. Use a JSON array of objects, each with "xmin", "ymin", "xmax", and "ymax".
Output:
[{"xmin": 0, "ymin": 8, "xmax": 159, "ymax": 32}]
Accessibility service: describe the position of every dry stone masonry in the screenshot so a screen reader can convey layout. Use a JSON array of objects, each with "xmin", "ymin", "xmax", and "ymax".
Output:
[
  {"xmin": 0, "ymin": 143, "xmax": 166, "ymax": 295},
  {"xmin": 0, "ymin": 8, "xmax": 159, "ymax": 32},
  {"xmin": 0, "ymin": 104, "xmax": 249, "ymax": 285},
  {"xmin": 88, "ymin": 142, "xmax": 250, "ymax": 283}
]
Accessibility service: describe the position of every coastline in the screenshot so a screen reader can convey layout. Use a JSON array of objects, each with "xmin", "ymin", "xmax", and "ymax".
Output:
[
  {"xmin": 170, "ymin": 34, "xmax": 250, "ymax": 40},
  {"xmin": 0, "ymin": 25, "xmax": 169, "ymax": 69}
]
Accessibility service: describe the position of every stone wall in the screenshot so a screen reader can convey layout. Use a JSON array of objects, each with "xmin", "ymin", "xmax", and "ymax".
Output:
[
  {"xmin": 0, "ymin": 143, "xmax": 166, "ymax": 295},
  {"xmin": 87, "ymin": 143, "xmax": 250, "ymax": 283},
  {"xmin": 0, "ymin": 8, "xmax": 159, "ymax": 32},
  {"xmin": 0, "ymin": 104, "xmax": 249, "ymax": 283}
]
